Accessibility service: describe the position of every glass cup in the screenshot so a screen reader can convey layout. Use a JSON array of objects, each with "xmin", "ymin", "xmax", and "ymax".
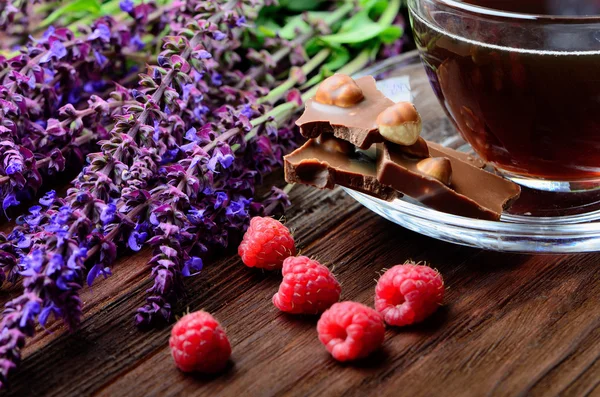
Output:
[{"xmin": 408, "ymin": 0, "xmax": 600, "ymax": 192}]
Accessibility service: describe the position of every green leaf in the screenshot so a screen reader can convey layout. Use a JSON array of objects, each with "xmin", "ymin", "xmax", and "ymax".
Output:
[
  {"xmin": 279, "ymin": 15, "xmax": 309, "ymax": 40},
  {"xmin": 321, "ymin": 12, "xmax": 386, "ymax": 45},
  {"xmin": 304, "ymin": 37, "xmax": 324, "ymax": 56},
  {"xmin": 42, "ymin": 0, "xmax": 101, "ymax": 27},
  {"xmin": 379, "ymin": 26, "xmax": 403, "ymax": 44},
  {"xmin": 320, "ymin": 0, "xmax": 401, "ymax": 46},
  {"xmin": 359, "ymin": 0, "xmax": 388, "ymax": 16},
  {"xmin": 369, "ymin": 1, "xmax": 389, "ymax": 17},
  {"xmin": 337, "ymin": 10, "xmax": 372, "ymax": 33},
  {"xmin": 258, "ymin": 25, "xmax": 278, "ymax": 38},
  {"xmin": 323, "ymin": 46, "xmax": 350, "ymax": 71},
  {"xmin": 280, "ymin": 0, "xmax": 323, "ymax": 12}
]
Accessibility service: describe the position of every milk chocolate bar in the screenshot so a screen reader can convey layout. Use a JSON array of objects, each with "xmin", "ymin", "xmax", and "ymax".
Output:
[
  {"xmin": 377, "ymin": 142, "xmax": 521, "ymax": 220},
  {"xmin": 428, "ymin": 141, "xmax": 486, "ymax": 169},
  {"xmin": 292, "ymin": 73, "xmax": 521, "ymax": 219},
  {"xmin": 284, "ymin": 136, "xmax": 400, "ymax": 201},
  {"xmin": 296, "ymin": 76, "xmax": 393, "ymax": 149},
  {"xmin": 296, "ymin": 74, "xmax": 486, "ymax": 170}
]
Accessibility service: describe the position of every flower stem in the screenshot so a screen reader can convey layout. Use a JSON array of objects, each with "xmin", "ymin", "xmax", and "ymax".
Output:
[
  {"xmin": 301, "ymin": 49, "xmax": 373, "ymax": 102},
  {"xmin": 239, "ymin": 2, "xmax": 354, "ymax": 87},
  {"xmin": 241, "ymin": 47, "xmax": 373, "ymax": 146},
  {"xmin": 258, "ymin": 48, "xmax": 331, "ymax": 105},
  {"xmin": 283, "ymin": 183, "xmax": 294, "ymax": 194},
  {"xmin": 378, "ymin": 0, "xmax": 401, "ymax": 26}
]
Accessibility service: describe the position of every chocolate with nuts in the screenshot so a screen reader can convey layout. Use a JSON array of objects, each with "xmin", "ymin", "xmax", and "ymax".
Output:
[
  {"xmin": 376, "ymin": 102, "xmax": 422, "ymax": 146},
  {"xmin": 314, "ymin": 74, "xmax": 365, "ymax": 108},
  {"xmin": 416, "ymin": 157, "xmax": 452, "ymax": 186},
  {"xmin": 428, "ymin": 141, "xmax": 486, "ymax": 169},
  {"xmin": 398, "ymin": 137, "xmax": 430, "ymax": 158},
  {"xmin": 284, "ymin": 135, "xmax": 400, "ymax": 201},
  {"xmin": 296, "ymin": 75, "xmax": 393, "ymax": 150},
  {"xmin": 377, "ymin": 142, "xmax": 521, "ymax": 220},
  {"xmin": 291, "ymin": 73, "xmax": 520, "ymax": 220}
]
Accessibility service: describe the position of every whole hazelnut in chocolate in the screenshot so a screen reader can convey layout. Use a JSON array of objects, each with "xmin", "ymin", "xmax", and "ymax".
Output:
[
  {"xmin": 417, "ymin": 157, "xmax": 452, "ymax": 186},
  {"xmin": 397, "ymin": 137, "xmax": 429, "ymax": 158},
  {"xmin": 317, "ymin": 134, "xmax": 355, "ymax": 155},
  {"xmin": 376, "ymin": 102, "xmax": 422, "ymax": 146},
  {"xmin": 314, "ymin": 74, "xmax": 365, "ymax": 108}
]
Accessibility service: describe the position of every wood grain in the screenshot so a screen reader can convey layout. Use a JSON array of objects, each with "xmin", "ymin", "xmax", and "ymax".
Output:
[{"xmin": 2, "ymin": 185, "xmax": 599, "ymax": 397}]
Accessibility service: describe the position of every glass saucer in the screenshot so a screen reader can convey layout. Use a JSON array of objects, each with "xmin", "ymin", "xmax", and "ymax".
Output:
[{"xmin": 345, "ymin": 51, "xmax": 600, "ymax": 253}]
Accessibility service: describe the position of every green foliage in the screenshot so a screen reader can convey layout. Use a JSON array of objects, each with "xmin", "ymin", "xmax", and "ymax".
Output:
[
  {"xmin": 39, "ymin": 0, "xmax": 170, "ymax": 30},
  {"xmin": 42, "ymin": 0, "xmax": 102, "ymax": 27},
  {"xmin": 251, "ymin": 0, "xmax": 404, "ymax": 84},
  {"xmin": 278, "ymin": 11, "xmax": 330, "ymax": 40}
]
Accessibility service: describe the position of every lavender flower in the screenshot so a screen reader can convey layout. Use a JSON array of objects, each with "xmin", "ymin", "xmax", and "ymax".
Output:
[
  {"xmin": 0, "ymin": 204, "xmax": 91, "ymax": 388},
  {"xmin": 0, "ymin": 15, "xmax": 165, "ymax": 216},
  {"xmin": 0, "ymin": 0, "xmax": 406, "ymax": 387}
]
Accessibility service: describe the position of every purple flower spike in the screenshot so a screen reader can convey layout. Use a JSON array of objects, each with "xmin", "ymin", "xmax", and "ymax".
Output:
[
  {"xmin": 40, "ymin": 41, "xmax": 67, "ymax": 63},
  {"xmin": 127, "ymin": 228, "xmax": 148, "ymax": 252},
  {"xmin": 39, "ymin": 191, "xmax": 57, "ymax": 207},
  {"xmin": 43, "ymin": 26, "xmax": 56, "ymax": 40},
  {"xmin": 100, "ymin": 203, "xmax": 117, "ymax": 225},
  {"xmin": 131, "ymin": 34, "xmax": 144, "ymax": 50},
  {"xmin": 2, "ymin": 195, "xmax": 19, "ymax": 217},
  {"xmin": 119, "ymin": 0, "xmax": 135, "ymax": 13},
  {"xmin": 211, "ymin": 72, "xmax": 222, "ymax": 86},
  {"xmin": 4, "ymin": 161, "xmax": 22, "ymax": 176},
  {"xmin": 94, "ymin": 50, "xmax": 108, "ymax": 66},
  {"xmin": 196, "ymin": 50, "xmax": 212, "ymax": 59},
  {"xmin": 236, "ymin": 16, "xmax": 246, "ymax": 27},
  {"xmin": 182, "ymin": 257, "xmax": 203, "ymax": 277},
  {"xmin": 0, "ymin": 0, "xmax": 309, "ymax": 385},
  {"xmin": 212, "ymin": 31, "xmax": 227, "ymax": 41},
  {"xmin": 89, "ymin": 24, "xmax": 111, "ymax": 42}
]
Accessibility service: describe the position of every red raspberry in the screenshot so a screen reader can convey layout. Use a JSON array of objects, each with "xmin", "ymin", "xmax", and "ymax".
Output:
[
  {"xmin": 169, "ymin": 311, "xmax": 231, "ymax": 373},
  {"xmin": 238, "ymin": 217, "xmax": 296, "ymax": 270},
  {"xmin": 273, "ymin": 256, "xmax": 341, "ymax": 314},
  {"xmin": 317, "ymin": 301, "xmax": 385, "ymax": 362},
  {"xmin": 375, "ymin": 263, "xmax": 444, "ymax": 327}
]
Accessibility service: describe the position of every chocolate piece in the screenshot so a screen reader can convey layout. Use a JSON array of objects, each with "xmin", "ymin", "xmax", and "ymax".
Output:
[
  {"xmin": 416, "ymin": 157, "xmax": 452, "ymax": 186},
  {"xmin": 284, "ymin": 137, "xmax": 400, "ymax": 201},
  {"xmin": 398, "ymin": 137, "xmax": 430, "ymax": 158},
  {"xmin": 376, "ymin": 101, "xmax": 422, "ymax": 146},
  {"xmin": 428, "ymin": 141, "xmax": 486, "ymax": 168},
  {"xmin": 296, "ymin": 76, "xmax": 393, "ymax": 150},
  {"xmin": 377, "ymin": 142, "xmax": 521, "ymax": 220},
  {"xmin": 316, "ymin": 134, "xmax": 355, "ymax": 155},
  {"xmin": 315, "ymin": 74, "xmax": 365, "ymax": 108}
]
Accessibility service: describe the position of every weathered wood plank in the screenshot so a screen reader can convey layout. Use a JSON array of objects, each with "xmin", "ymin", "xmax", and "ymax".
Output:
[
  {"xmin": 2, "ymin": 186, "xmax": 599, "ymax": 397},
  {"xmin": 96, "ymin": 218, "xmax": 599, "ymax": 397}
]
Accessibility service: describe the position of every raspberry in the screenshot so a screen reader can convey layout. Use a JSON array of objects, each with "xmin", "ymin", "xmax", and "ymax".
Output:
[
  {"xmin": 238, "ymin": 217, "xmax": 296, "ymax": 270},
  {"xmin": 317, "ymin": 301, "xmax": 385, "ymax": 362},
  {"xmin": 273, "ymin": 256, "xmax": 341, "ymax": 314},
  {"xmin": 375, "ymin": 263, "xmax": 444, "ymax": 327},
  {"xmin": 169, "ymin": 311, "xmax": 231, "ymax": 373}
]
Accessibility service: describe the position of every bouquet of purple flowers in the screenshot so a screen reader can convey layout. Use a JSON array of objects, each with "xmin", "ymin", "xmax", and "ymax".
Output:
[{"xmin": 0, "ymin": 0, "xmax": 406, "ymax": 387}]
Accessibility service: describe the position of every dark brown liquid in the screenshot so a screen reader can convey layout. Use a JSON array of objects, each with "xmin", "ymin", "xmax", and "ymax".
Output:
[
  {"xmin": 412, "ymin": 0, "xmax": 600, "ymax": 181},
  {"xmin": 462, "ymin": 0, "xmax": 600, "ymax": 15}
]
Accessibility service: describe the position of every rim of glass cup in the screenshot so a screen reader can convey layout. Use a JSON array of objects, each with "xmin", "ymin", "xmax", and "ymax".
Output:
[{"xmin": 408, "ymin": 0, "xmax": 600, "ymax": 22}]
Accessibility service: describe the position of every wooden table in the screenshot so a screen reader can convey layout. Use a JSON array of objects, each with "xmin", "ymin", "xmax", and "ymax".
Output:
[{"xmin": 3, "ymin": 181, "xmax": 599, "ymax": 396}]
